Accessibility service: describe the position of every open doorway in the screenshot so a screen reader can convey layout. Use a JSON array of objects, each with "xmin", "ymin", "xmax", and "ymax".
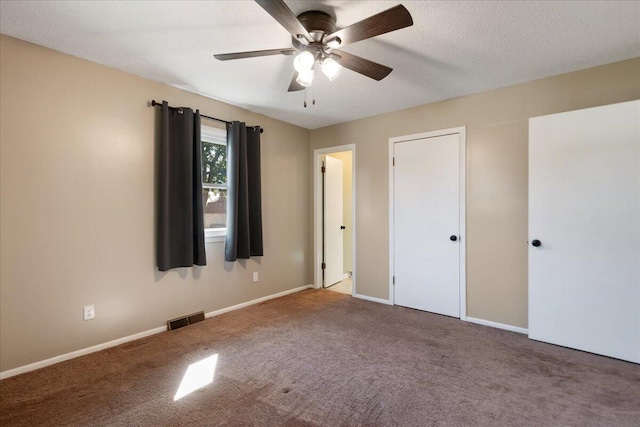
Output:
[{"xmin": 313, "ymin": 145, "xmax": 355, "ymax": 296}]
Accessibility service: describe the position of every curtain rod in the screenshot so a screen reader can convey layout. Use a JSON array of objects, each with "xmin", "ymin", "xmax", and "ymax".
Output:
[{"xmin": 149, "ymin": 100, "xmax": 263, "ymax": 133}]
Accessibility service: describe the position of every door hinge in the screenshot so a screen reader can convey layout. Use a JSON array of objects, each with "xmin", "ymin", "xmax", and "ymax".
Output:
[
  {"xmin": 392, "ymin": 157, "xmax": 395, "ymax": 166},
  {"xmin": 393, "ymin": 276, "xmax": 395, "ymax": 285},
  {"xmin": 321, "ymin": 166, "xmax": 326, "ymax": 173},
  {"xmin": 322, "ymin": 262, "xmax": 326, "ymax": 269}
]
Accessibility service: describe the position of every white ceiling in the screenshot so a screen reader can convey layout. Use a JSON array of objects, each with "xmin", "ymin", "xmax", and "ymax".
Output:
[{"xmin": 1, "ymin": 1, "xmax": 639, "ymax": 129}]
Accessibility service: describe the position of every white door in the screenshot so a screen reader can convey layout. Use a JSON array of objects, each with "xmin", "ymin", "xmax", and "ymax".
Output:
[
  {"xmin": 394, "ymin": 133, "xmax": 462, "ymax": 317},
  {"xmin": 324, "ymin": 155, "xmax": 344, "ymax": 287},
  {"xmin": 529, "ymin": 100, "xmax": 640, "ymax": 363}
]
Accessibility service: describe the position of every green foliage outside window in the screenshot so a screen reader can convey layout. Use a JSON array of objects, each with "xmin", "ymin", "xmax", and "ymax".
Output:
[{"xmin": 202, "ymin": 141, "xmax": 226, "ymax": 185}]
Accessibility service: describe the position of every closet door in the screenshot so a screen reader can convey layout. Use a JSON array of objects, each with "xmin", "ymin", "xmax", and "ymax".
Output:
[
  {"xmin": 393, "ymin": 133, "xmax": 462, "ymax": 317},
  {"xmin": 529, "ymin": 100, "xmax": 640, "ymax": 363}
]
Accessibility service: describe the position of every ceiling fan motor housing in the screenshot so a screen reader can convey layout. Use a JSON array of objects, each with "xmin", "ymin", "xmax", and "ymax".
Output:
[
  {"xmin": 292, "ymin": 11, "xmax": 340, "ymax": 59},
  {"xmin": 296, "ymin": 11, "xmax": 336, "ymax": 41}
]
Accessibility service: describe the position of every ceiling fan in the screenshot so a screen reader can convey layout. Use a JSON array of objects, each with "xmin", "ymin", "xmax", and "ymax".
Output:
[{"xmin": 214, "ymin": 0, "xmax": 413, "ymax": 92}]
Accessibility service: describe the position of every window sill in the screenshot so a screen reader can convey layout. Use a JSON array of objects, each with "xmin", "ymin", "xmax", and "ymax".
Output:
[{"xmin": 205, "ymin": 230, "xmax": 226, "ymax": 244}]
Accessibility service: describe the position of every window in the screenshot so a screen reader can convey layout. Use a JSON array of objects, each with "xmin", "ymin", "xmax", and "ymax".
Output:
[{"xmin": 201, "ymin": 125, "xmax": 227, "ymax": 243}]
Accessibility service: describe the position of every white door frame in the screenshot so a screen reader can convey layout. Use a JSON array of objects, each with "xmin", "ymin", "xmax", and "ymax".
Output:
[
  {"xmin": 313, "ymin": 144, "xmax": 356, "ymax": 295},
  {"xmin": 388, "ymin": 127, "xmax": 467, "ymax": 320}
]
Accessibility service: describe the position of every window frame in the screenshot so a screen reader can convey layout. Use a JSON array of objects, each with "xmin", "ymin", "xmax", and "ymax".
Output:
[{"xmin": 201, "ymin": 125, "xmax": 227, "ymax": 243}]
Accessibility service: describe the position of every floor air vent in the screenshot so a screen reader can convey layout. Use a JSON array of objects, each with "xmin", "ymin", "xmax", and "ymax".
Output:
[{"xmin": 167, "ymin": 311, "xmax": 205, "ymax": 331}]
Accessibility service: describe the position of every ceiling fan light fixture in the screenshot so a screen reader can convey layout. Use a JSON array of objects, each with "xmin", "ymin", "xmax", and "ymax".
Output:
[
  {"xmin": 296, "ymin": 68, "xmax": 314, "ymax": 87},
  {"xmin": 293, "ymin": 51, "xmax": 315, "ymax": 72},
  {"xmin": 321, "ymin": 57, "xmax": 342, "ymax": 81},
  {"xmin": 325, "ymin": 36, "xmax": 342, "ymax": 49}
]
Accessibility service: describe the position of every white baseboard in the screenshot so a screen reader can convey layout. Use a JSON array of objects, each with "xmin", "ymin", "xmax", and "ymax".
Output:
[
  {"xmin": 0, "ymin": 326, "xmax": 166, "ymax": 380},
  {"xmin": 0, "ymin": 284, "xmax": 314, "ymax": 380},
  {"xmin": 204, "ymin": 285, "xmax": 313, "ymax": 318},
  {"xmin": 354, "ymin": 293, "xmax": 393, "ymax": 306},
  {"xmin": 465, "ymin": 316, "xmax": 528, "ymax": 335}
]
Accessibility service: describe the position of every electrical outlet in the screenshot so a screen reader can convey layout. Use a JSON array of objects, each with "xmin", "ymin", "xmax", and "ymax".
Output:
[
  {"xmin": 83, "ymin": 305, "xmax": 95, "ymax": 321},
  {"xmin": 252, "ymin": 272, "xmax": 259, "ymax": 282}
]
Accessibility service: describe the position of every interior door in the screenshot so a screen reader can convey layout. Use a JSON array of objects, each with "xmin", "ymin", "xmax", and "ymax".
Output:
[
  {"xmin": 529, "ymin": 100, "xmax": 640, "ymax": 363},
  {"xmin": 394, "ymin": 133, "xmax": 461, "ymax": 317},
  {"xmin": 324, "ymin": 155, "xmax": 344, "ymax": 287}
]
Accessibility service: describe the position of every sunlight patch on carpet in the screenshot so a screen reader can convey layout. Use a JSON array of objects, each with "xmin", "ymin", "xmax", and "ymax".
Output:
[{"xmin": 173, "ymin": 354, "xmax": 218, "ymax": 401}]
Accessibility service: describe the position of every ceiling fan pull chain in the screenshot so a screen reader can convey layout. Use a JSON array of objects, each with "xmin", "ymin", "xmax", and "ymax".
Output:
[
  {"xmin": 304, "ymin": 88, "xmax": 307, "ymax": 108},
  {"xmin": 312, "ymin": 86, "xmax": 316, "ymax": 105}
]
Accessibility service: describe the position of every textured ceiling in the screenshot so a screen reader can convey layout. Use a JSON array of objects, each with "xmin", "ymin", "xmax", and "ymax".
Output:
[{"xmin": 1, "ymin": 1, "xmax": 639, "ymax": 129}]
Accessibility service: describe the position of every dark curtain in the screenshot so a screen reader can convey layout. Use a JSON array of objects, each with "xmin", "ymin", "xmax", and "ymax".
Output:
[
  {"xmin": 225, "ymin": 121, "xmax": 263, "ymax": 262},
  {"xmin": 157, "ymin": 101, "xmax": 207, "ymax": 271}
]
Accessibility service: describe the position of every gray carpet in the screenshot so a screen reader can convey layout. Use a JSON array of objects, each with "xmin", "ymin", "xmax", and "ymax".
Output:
[{"xmin": 1, "ymin": 289, "xmax": 639, "ymax": 426}]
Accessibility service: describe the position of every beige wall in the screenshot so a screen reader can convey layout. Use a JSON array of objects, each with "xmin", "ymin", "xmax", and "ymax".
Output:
[
  {"xmin": 2, "ymin": 33, "xmax": 638, "ymax": 373},
  {"xmin": 310, "ymin": 58, "xmax": 640, "ymax": 328},
  {"xmin": 326, "ymin": 152, "xmax": 353, "ymax": 275},
  {"xmin": 0, "ymin": 35, "xmax": 311, "ymax": 372}
]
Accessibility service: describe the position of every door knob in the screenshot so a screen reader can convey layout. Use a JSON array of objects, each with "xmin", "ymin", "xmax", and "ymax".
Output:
[
  {"xmin": 340, "ymin": 225, "xmax": 346, "ymax": 230},
  {"xmin": 450, "ymin": 235, "xmax": 457, "ymax": 241},
  {"xmin": 531, "ymin": 239, "xmax": 541, "ymax": 247}
]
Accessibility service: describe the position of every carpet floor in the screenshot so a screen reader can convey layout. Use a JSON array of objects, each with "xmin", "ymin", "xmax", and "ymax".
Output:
[{"xmin": 1, "ymin": 289, "xmax": 639, "ymax": 426}]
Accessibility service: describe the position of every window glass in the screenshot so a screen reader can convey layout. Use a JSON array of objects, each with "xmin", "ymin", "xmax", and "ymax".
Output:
[
  {"xmin": 202, "ymin": 140, "xmax": 226, "ymax": 185},
  {"xmin": 201, "ymin": 126, "xmax": 227, "ymax": 233}
]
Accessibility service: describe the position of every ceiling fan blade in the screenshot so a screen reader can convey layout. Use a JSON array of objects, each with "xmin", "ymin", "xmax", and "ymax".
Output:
[
  {"xmin": 327, "ymin": 5, "xmax": 413, "ymax": 46},
  {"xmin": 255, "ymin": 0, "xmax": 313, "ymax": 42},
  {"xmin": 214, "ymin": 48, "xmax": 295, "ymax": 61},
  {"xmin": 333, "ymin": 50, "xmax": 393, "ymax": 81},
  {"xmin": 288, "ymin": 72, "xmax": 305, "ymax": 92}
]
